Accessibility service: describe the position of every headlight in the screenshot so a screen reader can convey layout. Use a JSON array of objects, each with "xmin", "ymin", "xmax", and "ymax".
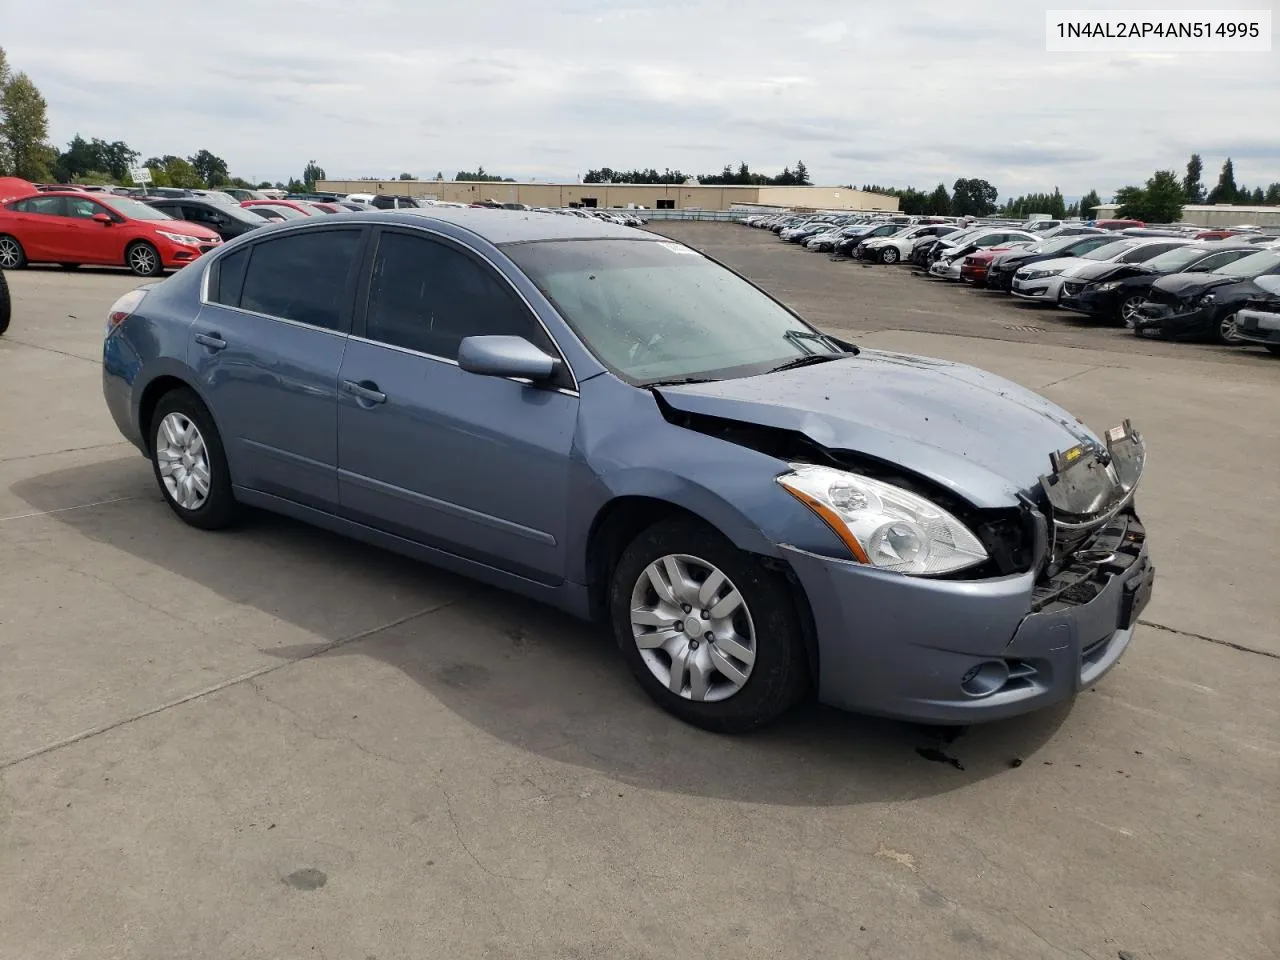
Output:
[
  {"xmin": 1094, "ymin": 280, "xmax": 1123, "ymax": 292},
  {"xmin": 777, "ymin": 465, "xmax": 988, "ymax": 575},
  {"xmin": 1024, "ymin": 268, "xmax": 1062, "ymax": 280},
  {"xmin": 157, "ymin": 231, "xmax": 204, "ymax": 245},
  {"xmin": 1195, "ymin": 292, "xmax": 1217, "ymax": 306}
]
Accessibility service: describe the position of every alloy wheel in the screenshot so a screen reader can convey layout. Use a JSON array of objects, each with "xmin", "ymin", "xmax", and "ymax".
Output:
[
  {"xmin": 882, "ymin": 247, "xmax": 899, "ymax": 264},
  {"xmin": 1219, "ymin": 313, "xmax": 1242, "ymax": 344},
  {"xmin": 629, "ymin": 553, "xmax": 756, "ymax": 702},
  {"xmin": 1120, "ymin": 296, "xmax": 1144, "ymax": 326},
  {"xmin": 129, "ymin": 245, "xmax": 158, "ymax": 275},
  {"xmin": 0, "ymin": 238, "xmax": 20, "ymax": 268},
  {"xmin": 155, "ymin": 412, "xmax": 211, "ymax": 510}
]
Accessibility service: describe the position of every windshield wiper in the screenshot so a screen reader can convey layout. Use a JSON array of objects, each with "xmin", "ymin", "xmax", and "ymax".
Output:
[
  {"xmin": 768, "ymin": 353, "xmax": 847, "ymax": 373},
  {"xmin": 644, "ymin": 376, "xmax": 720, "ymax": 388},
  {"xmin": 783, "ymin": 329, "xmax": 855, "ymax": 355}
]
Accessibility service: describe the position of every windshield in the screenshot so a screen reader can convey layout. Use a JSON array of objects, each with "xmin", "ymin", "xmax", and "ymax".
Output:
[
  {"xmin": 1145, "ymin": 246, "xmax": 1218, "ymax": 272},
  {"xmin": 101, "ymin": 197, "xmax": 173, "ymax": 221},
  {"xmin": 1028, "ymin": 235, "xmax": 1085, "ymax": 255},
  {"xmin": 1213, "ymin": 249, "xmax": 1280, "ymax": 278},
  {"xmin": 504, "ymin": 239, "xmax": 844, "ymax": 384},
  {"xmin": 254, "ymin": 204, "xmax": 306, "ymax": 219},
  {"xmin": 1083, "ymin": 239, "xmax": 1139, "ymax": 261}
]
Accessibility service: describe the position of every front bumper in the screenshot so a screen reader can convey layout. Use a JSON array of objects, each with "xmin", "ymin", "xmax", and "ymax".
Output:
[
  {"xmin": 782, "ymin": 513, "xmax": 1152, "ymax": 724},
  {"xmin": 1059, "ymin": 285, "xmax": 1119, "ymax": 318},
  {"xmin": 1236, "ymin": 307, "xmax": 1280, "ymax": 347},
  {"xmin": 928, "ymin": 260, "xmax": 963, "ymax": 279},
  {"xmin": 1131, "ymin": 302, "xmax": 1215, "ymax": 340},
  {"xmin": 1011, "ymin": 275, "xmax": 1064, "ymax": 301}
]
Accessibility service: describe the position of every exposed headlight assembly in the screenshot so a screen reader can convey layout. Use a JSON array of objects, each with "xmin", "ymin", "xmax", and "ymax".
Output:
[
  {"xmin": 1093, "ymin": 280, "xmax": 1123, "ymax": 292},
  {"xmin": 778, "ymin": 465, "xmax": 988, "ymax": 575},
  {"xmin": 1195, "ymin": 292, "xmax": 1217, "ymax": 306}
]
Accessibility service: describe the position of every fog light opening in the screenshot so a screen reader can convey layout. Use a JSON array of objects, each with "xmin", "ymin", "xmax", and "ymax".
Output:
[{"xmin": 960, "ymin": 661, "xmax": 1010, "ymax": 698}]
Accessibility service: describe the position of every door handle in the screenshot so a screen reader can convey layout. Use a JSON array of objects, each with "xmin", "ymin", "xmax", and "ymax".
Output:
[
  {"xmin": 194, "ymin": 332, "xmax": 227, "ymax": 351},
  {"xmin": 341, "ymin": 379, "xmax": 387, "ymax": 404}
]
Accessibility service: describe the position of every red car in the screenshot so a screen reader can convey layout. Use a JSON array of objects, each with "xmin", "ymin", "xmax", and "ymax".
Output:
[
  {"xmin": 0, "ymin": 191, "xmax": 221, "ymax": 276},
  {"xmin": 240, "ymin": 198, "xmax": 336, "ymax": 217},
  {"xmin": 1193, "ymin": 229, "xmax": 1245, "ymax": 241},
  {"xmin": 960, "ymin": 246, "xmax": 1020, "ymax": 288},
  {"xmin": 1093, "ymin": 218, "xmax": 1145, "ymax": 231}
]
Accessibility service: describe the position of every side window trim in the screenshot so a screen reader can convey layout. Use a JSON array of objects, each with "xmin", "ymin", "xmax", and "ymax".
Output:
[
  {"xmin": 201, "ymin": 226, "xmax": 370, "ymax": 335},
  {"xmin": 352, "ymin": 225, "xmax": 578, "ymax": 392}
]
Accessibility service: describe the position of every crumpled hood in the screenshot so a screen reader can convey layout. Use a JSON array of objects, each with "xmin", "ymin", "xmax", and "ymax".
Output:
[
  {"xmin": 1151, "ymin": 272, "xmax": 1247, "ymax": 298},
  {"xmin": 1066, "ymin": 261, "xmax": 1141, "ymax": 283},
  {"xmin": 657, "ymin": 350, "xmax": 1100, "ymax": 508}
]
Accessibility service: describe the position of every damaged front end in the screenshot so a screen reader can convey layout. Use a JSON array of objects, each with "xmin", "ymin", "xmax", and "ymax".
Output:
[{"xmin": 1032, "ymin": 420, "xmax": 1153, "ymax": 627}]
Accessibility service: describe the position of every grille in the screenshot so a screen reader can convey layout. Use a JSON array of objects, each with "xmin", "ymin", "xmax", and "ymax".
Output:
[{"xmin": 1031, "ymin": 511, "xmax": 1145, "ymax": 613}]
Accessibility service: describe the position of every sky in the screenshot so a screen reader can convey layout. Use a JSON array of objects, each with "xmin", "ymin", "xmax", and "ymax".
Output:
[{"xmin": 1, "ymin": 0, "xmax": 1277, "ymax": 200}]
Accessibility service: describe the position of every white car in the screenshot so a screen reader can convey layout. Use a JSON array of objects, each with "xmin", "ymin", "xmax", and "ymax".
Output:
[
  {"xmin": 1012, "ymin": 238, "xmax": 1195, "ymax": 303},
  {"xmin": 862, "ymin": 224, "xmax": 960, "ymax": 264},
  {"xmin": 928, "ymin": 229, "xmax": 1040, "ymax": 279}
]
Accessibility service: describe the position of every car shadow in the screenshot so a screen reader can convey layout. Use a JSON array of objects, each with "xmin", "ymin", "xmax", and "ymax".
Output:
[
  {"xmin": 22, "ymin": 265, "xmax": 157, "ymax": 277},
  {"xmin": 12, "ymin": 456, "xmax": 1073, "ymax": 806}
]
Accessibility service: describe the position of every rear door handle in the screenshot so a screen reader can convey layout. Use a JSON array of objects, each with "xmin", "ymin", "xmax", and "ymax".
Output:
[
  {"xmin": 194, "ymin": 332, "xmax": 227, "ymax": 351},
  {"xmin": 341, "ymin": 379, "xmax": 387, "ymax": 404}
]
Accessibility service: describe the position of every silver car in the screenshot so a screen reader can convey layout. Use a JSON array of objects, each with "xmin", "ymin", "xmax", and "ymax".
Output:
[{"xmin": 102, "ymin": 210, "xmax": 1154, "ymax": 731}]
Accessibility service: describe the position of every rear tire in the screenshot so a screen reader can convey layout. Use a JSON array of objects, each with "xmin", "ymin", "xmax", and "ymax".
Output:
[
  {"xmin": 126, "ymin": 241, "xmax": 162, "ymax": 277},
  {"xmin": 0, "ymin": 269, "xmax": 10, "ymax": 335},
  {"xmin": 609, "ymin": 518, "xmax": 808, "ymax": 733},
  {"xmin": 0, "ymin": 234, "xmax": 26, "ymax": 270},
  {"xmin": 149, "ymin": 388, "xmax": 238, "ymax": 530}
]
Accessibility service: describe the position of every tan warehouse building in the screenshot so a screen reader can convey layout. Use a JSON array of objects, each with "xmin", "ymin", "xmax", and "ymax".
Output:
[{"xmin": 315, "ymin": 179, "xmax": 899, "ymax": 212}]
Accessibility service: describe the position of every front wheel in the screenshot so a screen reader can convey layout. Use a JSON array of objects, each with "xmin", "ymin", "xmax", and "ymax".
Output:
[
  {"xmin": 1117, "ymin": 294, "xmax": 1145, "ymax": 327},
  {"xmin": 880, "ymin": 247, "xmax": 900, "ymax": 264},
  {"xmin": 126, "ymin": 241, "xmax": 162, "ymax": 277},
  {"xmin": 609, "ymin": 518, "xmax": 808, "ymax": 733},
  {"xmin": 150, "ymin": 388, "xmax": 238, "ymax": 529},
  {"xmin": 1215, "ymin": 312, "xmax": 1243, "ymax": 345}
]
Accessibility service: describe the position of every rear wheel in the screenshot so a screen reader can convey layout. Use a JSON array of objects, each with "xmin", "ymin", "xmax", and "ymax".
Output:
[
  {"xmin": 126, "ymin": 241, "xmax": 162, "ymax": 277},
  {"xmin": 0, "ymin": 234, "xmax": 26, "ymax": 269},
  {"xmin": 609, "ymin": 518, "xmax": 808, "ymax": 733},
  {"xmin": 149, "ymin": 388, "xmax": 238, "ymax": 529}
]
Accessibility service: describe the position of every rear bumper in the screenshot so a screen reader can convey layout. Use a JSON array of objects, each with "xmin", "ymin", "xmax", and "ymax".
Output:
[{"xmin": 782, "ymin": 519, "xmax": 1153, "ymax": 724}]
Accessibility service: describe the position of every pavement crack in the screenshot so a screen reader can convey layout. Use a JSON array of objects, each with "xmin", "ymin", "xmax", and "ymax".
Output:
[
  {"xmin": 441, "ymin": 786, "xmax": 540, "ymax": 882},
  {"xmin": 0, "ymin": 440, "xmax": 131, "ymax": 464},
  {"xmin": 1137, "ymin": 619, "xmax": 1279, "ymax": 660},
  {"xmin": 1012, "ymin": 914, "xmax": 1076, "ymax": 957},
  {"xmin": 0, "ymin": 601, "xmax": 454, "ymax": 771},
  {"xmin": 1039, "ymin": 365, "xmax": 1104, "ymax": 389},
  {"xmin": 0, "ymin": 336, "xmax": 100, "ymax": 364}
]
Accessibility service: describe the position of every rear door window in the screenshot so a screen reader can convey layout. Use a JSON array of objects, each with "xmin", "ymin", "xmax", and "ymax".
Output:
[{"xmin": 232, "ymin": 229, "xmax": 364, "ymax": 330}]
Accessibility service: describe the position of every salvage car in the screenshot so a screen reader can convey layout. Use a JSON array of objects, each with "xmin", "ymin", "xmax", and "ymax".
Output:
[
  {"xmin": 858, "ymin": 224, "xmax": 959, "ymax": 264},
  {"xmin": 1235, "ymin": 276, "xmax": 1280, "ymax": 355},
  {"xmin": 928, "ymin": 229, "xmax": 1039, "ymax": 280},
  {"xmin": 986, "ymin": 233, "xmax": 1117, "ymax": 293},
  {"xmin": 1059, "ymin": 242, "xmax": 1258, "ymax": 326},
  {"xmin": 1011, "ymin": 238, "xmax": 1191, "ymax": 304},
  {"xmin": 0, "ymin": 191, "xmax": 221, "ymax": 276},
  {"xmin": 102, "ymin": 209, "xmax": 1153, "ymax": 731},
  {"xmin": 1133, "ymin": 248, "xmax": 1280, "ymax": 343}
]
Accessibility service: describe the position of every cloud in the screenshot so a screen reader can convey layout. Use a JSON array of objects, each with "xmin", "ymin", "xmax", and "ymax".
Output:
[{"xmin": 0, "ymin": 0, "xmax": 1274, "ymax": 194}]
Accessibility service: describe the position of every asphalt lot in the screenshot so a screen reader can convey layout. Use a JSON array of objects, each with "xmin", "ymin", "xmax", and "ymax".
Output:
[{"xmin": 1, "ymin": 227, "xmax": 1277, "ymax": 960}]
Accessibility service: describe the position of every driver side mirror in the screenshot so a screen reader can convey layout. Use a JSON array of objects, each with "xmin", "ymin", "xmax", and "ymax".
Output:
[
  {"xmin": 92, "ymin": 213, "xmax": 113, "ymax": 225},
  {"xmin": 457, "ymin": 335, "xmax": 560, "ymax": 382}
]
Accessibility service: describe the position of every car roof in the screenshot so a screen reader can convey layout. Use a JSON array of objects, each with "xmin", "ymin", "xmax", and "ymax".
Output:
[{"xmin": 375, "ymin": 207, "xmax": 645, "ymax": 243}]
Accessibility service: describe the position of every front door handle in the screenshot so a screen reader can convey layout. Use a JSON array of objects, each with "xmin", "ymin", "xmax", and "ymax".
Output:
[
  {"xmin": 341, "ymin": 379, "xmax": 387, "ymax": 405},
  {"xmin": 194, "ymin": 332, "xmax": 227, "ymax": 351}
]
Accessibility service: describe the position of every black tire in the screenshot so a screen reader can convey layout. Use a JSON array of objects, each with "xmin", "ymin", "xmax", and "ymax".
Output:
[
  {"xmin": 0, "ymin": 234, "xmax": 26, "ymax": 270},
  {"xmin": 880, "ymin": 247, "xmax": 900, "ymax": 264},
  {"xmin": 1213, "ymin": 312, "xmax": 1242, "ymax": 346},
  {"xmin": 149, "ymin": 387, "xmax": 238, "ymax": 530},
  {"xmin": 126, "ymin": 241, "xmax": 163, "ymax": 277},
  {"xmin": 1116, "ymin": 294, "xmax": 1145, "ymax": 327},
  {"xmin": 609, "ymin": 517, "xmax": 808, "ymax": 733},
  {"xmin": 0, "ymin": 269, "xmax": 10, "ymax": 335}
]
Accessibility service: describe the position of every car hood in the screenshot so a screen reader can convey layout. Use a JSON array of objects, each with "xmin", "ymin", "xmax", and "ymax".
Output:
[
  {"xmin": 656, "ymin": 350, "xmax": 1098, "ymax": 509},
  {"xmin": 1067, "ymin": 261, "xmax": 1143, "ymax": 283},
  {"xmin": 1019, "ymin": 255, "xmax": 1086, "ymax": 274},
  {"xmin": 1150, "ymin": 272, "xmax": 1254, "ymax": 298},
  {"xmin": 156, "ymin": 220, "xmax": 222, "ymax": 240}
]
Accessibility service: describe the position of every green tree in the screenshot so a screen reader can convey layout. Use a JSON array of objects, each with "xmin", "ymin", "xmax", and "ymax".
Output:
[
  {"xmin": 1207, "ymin": 158, "xmax": 1238, "ymax": 204},
  {"xmin": 398, "ymin": 171, "xmax": 414, "ymax": 180},
  {"xmin": 0, "ymin": 47, "xmax": 10, "ymax": 174},
  {"xmin": 951, "ymin": 177, "xmax": 998, "ymax": 216},
  {"xmin": 1115, "ymin": 170, "xmax": 1185, "ymax": 223},
  {"xmin": 927, "ymin": 183, "xmax": 951, "ymax": 215},
  {"xmin": 1265, "ymin": 183, "xmax": 1280, "ymax": 205},
  {"xmin": 1249, "ymin": 186, "xmax": 1265, "ymax": 204},
  {"xmin": 71, "ymin": 170, "xmax": 115, "ymax": 185},
  {"xmin": 1, "ymin": 71, "xmax": 52, "ymax": 180},
  {"xmin": 1182, "ymin": 154, "xmax": 1205, "ymax": 204},
  {"xmin": 455, "ymin": 166, "xmax": 514, "ymax": 182},
  {"xmin": 435, "ymin": 171, "xmax": 444, "ymax": 181},
  {"xmin": 146, "ymin": 155, "xmax": 204, "ymax": 188},
  {"xmin": 302, "ymin": 160, "xmax": 326, "ymax": 190},
  {"xmin": 189, "ymin": 149, "xmax": 229, "ymax": 187},
  {"xmin": 1079, "ymin": 189, "xmax": 1102, "ymax": 219}
]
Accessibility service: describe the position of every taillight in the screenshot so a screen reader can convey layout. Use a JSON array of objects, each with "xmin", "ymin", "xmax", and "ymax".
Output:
[{"xmin": 106, "ymin": 288, "xmax": 148, "ymax": 335}]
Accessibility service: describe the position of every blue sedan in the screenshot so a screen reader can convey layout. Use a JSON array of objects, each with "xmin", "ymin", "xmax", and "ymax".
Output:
[{"xmin": 102, "ymin": 209, "xmax": 1153, "ymax": 731}]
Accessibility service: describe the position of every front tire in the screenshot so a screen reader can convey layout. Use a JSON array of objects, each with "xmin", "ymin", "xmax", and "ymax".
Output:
[
  {"xmin": 126, "ymin": 241, "xmax": 162, "ymax": 277},
  {"xmin": 1117, "ymin": 294, "xmax": 1144, "ymax": 327},
  {"xmin": 0, "ymin": 269, "xmax": 10, "ymax": 335},
  {"xmin": 1214, "ymin": 312, "xmax": 1243, "ymax": 345},
  {"xmin": 880, "ymin": 247, "xmax": 899, "ymax": 264},
  {"xmin": 149, "ymin": 388, "xmax": 238, "ymax": 529},
  {"xmin": 609, "ymin": 518, "xmax": 808, "ymax": 733},
  {"xmin": 0, "ymin": 234, "xmax": 27, "ymax": 269}
]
